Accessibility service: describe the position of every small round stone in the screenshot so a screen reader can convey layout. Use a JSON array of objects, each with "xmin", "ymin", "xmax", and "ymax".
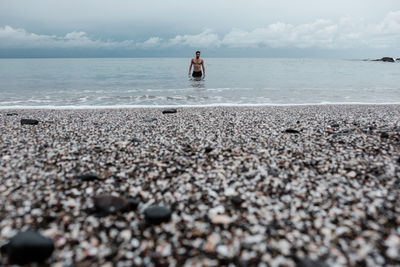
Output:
[
  {"xmin": 144, "ymin": 206, "xmax": 172, "ymax": 225},
  {"xmin": 380, "ymin": 132, "xmax": 389, "ymax": 138},
  {"xmin": 93, "ymin": 195, "xmax": 131, "ymax": 214},
  {"xmin": 231, "ymin": 196, "xmax": 244, "ymax": 207},
  {"xmin": 76, "ymin": 173, "xmax": 100, "ymax": 181}
]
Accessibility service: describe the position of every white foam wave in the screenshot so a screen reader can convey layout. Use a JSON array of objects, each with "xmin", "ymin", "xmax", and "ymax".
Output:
[{"xmin": 1, "ymin": 102, "xmax": 399, "ymax": 110}]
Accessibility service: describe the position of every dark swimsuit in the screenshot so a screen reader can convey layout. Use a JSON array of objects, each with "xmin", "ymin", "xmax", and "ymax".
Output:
[{"xmin": 192, "ymin": 71, "xmax": 202, "ymax": 77}]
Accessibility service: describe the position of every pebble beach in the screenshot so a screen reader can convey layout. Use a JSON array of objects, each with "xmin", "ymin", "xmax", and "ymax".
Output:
[{"xmin": 0, "ymin": 105, "xmax": 399, "ymax": 266}]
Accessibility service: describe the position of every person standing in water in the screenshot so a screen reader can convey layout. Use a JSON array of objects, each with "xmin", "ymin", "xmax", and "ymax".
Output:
[{"xmin": 188, "ymin": 51, "xmax": 205, "ymax": 79}]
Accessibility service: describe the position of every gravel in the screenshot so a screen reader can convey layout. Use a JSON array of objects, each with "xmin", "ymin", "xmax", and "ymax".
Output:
[{"xmin": 0, "ymin": 105, "xmax": 399, "ymax": 266}]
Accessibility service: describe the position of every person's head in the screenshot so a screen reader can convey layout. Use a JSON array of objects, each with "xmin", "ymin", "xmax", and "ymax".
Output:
[{"xmin": 195, "ymin": 51, "xmax": 200, "ymax": 58}]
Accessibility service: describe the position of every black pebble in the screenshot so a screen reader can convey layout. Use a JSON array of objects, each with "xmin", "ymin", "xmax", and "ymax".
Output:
[
  {"xmin": 231, "ymin": 196, "xmax": 244, "ymax": 207},
  {"xmin": 331, "ymin": 123, "xmax": 340, "ymax": 128},
  {"xmin": 131, "ymin": 137, "xmax": 143, "ymax": 143},
  {"xmin": 94, "ymin": 195, "xmax": 132, "ymax": 214},
  {"xmin": 162, "ymin": 109, "xmax": 177, "ymax": 114},
  {"xmin": 128, "ymin": 198, "xmax": 140, "ymax": 210},
  {"xmin": 380, "ymin": 132, "xmax": 389, "ymax": 138},
  {"xmin": 144, "ymin": 117, "xmax": 157, "ymax": 122},
  {"xmin": 4, "ymin": 231, "xmax": 54, "ymax": 265},
  {"xmin": 296, "ymin": 258, "xmax": 328, "ymax": 267},
  {"xmin": 21, "ymin": 119, "xmax": 39, "ymax": 125},
  {"xmin": 144, "ymin": 206, "xmax": 172, "ymax": 225},
  {"xmin": 93, "ymin": 146, "xmax": 102, "ymax": 153},
  {"xmin": 204, "ymin": 147, "xmax": 213, "ymax": 153},
  {"xmin": 77, "ymin": 173, "xmax": 100, "ymax": 181},
  {"xmin": 6, "ymin": 113, "xmax": 18, "ymax": 116},
  {"xmin": 285, "ymin": 128, "xmax": 300, "ymax": 134}
]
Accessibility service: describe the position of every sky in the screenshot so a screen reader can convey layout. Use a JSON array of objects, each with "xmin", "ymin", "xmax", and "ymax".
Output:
[{"xmin": 0, "ymin": 0, "xmax": 399, "ymax": 58}]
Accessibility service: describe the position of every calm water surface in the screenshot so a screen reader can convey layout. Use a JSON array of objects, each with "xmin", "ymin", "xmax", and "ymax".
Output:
[{"xmin": 0, "ymin": 58, "xmax": 399, "ymax": 107}]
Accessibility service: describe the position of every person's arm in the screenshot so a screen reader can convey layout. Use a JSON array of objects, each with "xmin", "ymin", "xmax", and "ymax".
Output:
[
  {"xmin": 188, "ymin": 59, "xmax": 193, "ymax": 76},
  {"xmin": 201, "ymin": 60, "xmax": 205, "ymax": 78}
]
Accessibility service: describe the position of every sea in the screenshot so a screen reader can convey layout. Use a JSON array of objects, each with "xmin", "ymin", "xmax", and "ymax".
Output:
[{"xmin": 0, "ymin": 58, "xmax": 399, "ymax": 108}]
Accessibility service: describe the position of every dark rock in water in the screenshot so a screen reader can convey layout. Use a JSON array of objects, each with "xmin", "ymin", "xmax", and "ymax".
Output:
[
  {"xmin": 231, "ymin": 196, "xmax": 244, "ymax": 207},
  {"xmin": 77, "ymin": 173, "xmax": 100, "ymax": 181},
  {"xmin": 380, "ymin": 132, "xmax": 389, "ymax": 138},
  {"xmin": 374, "ymin": 57, "xmax": 395, "ymax": 62},
  {"xmin": 131, "ymin": 137, "xmax": 143, "ymax": 143},
  {"xmin": 6, "ymin": 113, "xmax": 18, "ymax": 116},
  {"xmin": 162, "ymin": 108, "xmax": 177, "ymax": 114},
  {"xmin": 296, "ymin": 258, "xmax": 328, "ymax": 267},
  {"xmin": 94, "ymin": 195, "xmax": 139, "ymax": 214},
  {"xmin": 284, "ymin": 128, "xmax": 300, "ymax": 134},
  {"xmin": 144, "ymin": 206, "xmax": 172, "ymax": 225},
  {"xmin": 397, "ymin": 58, "xmax": 400, "ymax": 61},
  {"xmin": 144, "ymin": 117, "xmax": 157, "ymax": 122},
  {"xmin": 4, "ymin": 231, "xmax": 54, "ymax": 265},
  {"xmin": 21, "ymin": 119, "xmax": 39, "ymax": 125}
]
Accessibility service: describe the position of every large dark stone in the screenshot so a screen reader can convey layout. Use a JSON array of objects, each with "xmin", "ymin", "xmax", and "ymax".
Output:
[
  {"xmin": 162, "ymin": 109, "xmax": 177, "ymax": 114},
  {"xmin": 374, "ymin": 57, "xmax": 395, "ymax": 62},
  {"xmin": 94, "ymin": 195, "xmax": 139, "ymax": 214},
  {"xmin": 4, "ymin": 231, "xmax": 54, "ymax": 265},
  {"xmin": 21, "ymin": 119, "xmax": 39, "ymax": 125},
  {"xmin": 76, "ymin": 173, "xmax": 100, "ymax": 181},
  {"xmin": 6, "ymin": 113, "xmax": 18, "ymax": 116},
  {"xmin": 144, "ymin": 206, "xmax": 172, "ymax": 225},
  {"xmin": 284, "ymin": 128, "xmax": 300, "ymax": 134},
  {"xmin": 296, "ymin": 258, "xmax": 328, "ymax": 267}
]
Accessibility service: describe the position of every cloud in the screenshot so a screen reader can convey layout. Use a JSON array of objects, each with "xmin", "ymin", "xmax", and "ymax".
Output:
[
  {"xmin": 168, "ymin": 29, "xmax": 221, "ymax": 48},
  {"xmin": 0, "ymin": 26, "xmax": 135, "ymax": 49},
  {"xmin": 139, "ymin": 37, "xmax": 162, "ymax": 48},
  {"xmin": 1, "ymin": 10, "xmax": 400, "ymax": 51}
]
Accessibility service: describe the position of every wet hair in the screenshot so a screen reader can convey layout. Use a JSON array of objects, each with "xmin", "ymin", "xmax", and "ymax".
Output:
[{"xmin": 196, "ymin": 51, "xmax": 201, "ymax": 54}]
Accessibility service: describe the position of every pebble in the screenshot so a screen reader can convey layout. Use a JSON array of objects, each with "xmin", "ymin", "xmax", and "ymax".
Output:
[
  {"xmin": 143, "ymin": 117, "xmax": 157, "ymax": 122},
  {"xmin": 380, "ymin": 132, "xmax": 389, "ymax": 138},
  {"xmin": 76, "ymin": 173, "xmax": 100, "ymax": 181},
  {"xmin": 20, "ymin": 118, "xmax": 39, "ymax": 125},
  {"xmin": 284, "ymin": 128, "xmax": 300, "ymax": 133},
  {"xmin": 6, "ymin": 113, "xmax": 18, "ymax": 116},
  {"xmin": 230, "ymin": 196, "xmax": 244, "ymax": 207},
  {"xmin": 93, "ymin": 195, "xmax": 138, "ymax": 214},
  {"xmin": 297, "ymin": 258, "xmax": 328, "ymax": 267},
  {"xmin": 162, "ymin": 108, "xmax": 177, "ymax": 114},
  {"xmin": 130, "ymin": 137, "xmax": 143, "ymax": 143},
  {"xmin": 144, "ymin": 206, "xmax": 172, "ymax": 225},
  {"xmin": 3, "ymin": 231, "xmax": 54, "ymax": 265},
  {"xmin": 210, "ymin": 214, "xmax": 233, "ymax": 225}
]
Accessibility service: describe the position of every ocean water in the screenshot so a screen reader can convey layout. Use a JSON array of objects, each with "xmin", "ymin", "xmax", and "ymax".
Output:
[{"xmin": 0, "ymin": 58, "xmax": 399, "ymax": 108}]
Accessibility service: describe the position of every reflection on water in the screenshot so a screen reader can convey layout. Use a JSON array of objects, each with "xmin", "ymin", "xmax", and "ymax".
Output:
[{"xmin": 189, "ymin": 77, "xmax": 205, "ymax": 88}]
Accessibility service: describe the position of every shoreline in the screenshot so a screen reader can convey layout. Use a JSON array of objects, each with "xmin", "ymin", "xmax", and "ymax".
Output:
[
  {"xmin": 1, "ymin": 105, "xmax": 399, "ymax": 266},
  {"xmin": 1, "ymin": 102, "xmax": 400, "ymax": 110}
]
